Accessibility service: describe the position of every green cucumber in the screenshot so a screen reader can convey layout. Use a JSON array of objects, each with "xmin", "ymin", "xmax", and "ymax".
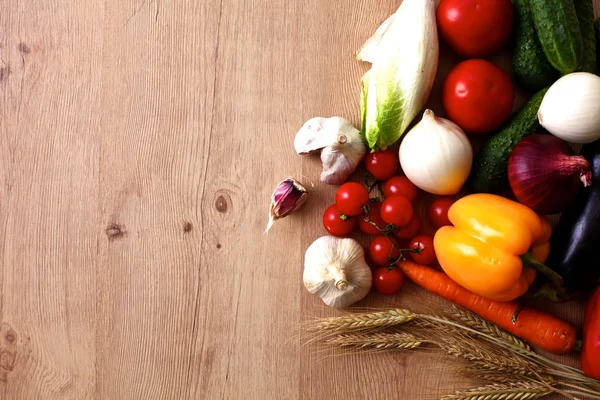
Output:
[
  {"xmin": 574, "ymin": 0, "xmax": 596, "ymax": 73},
  {"xmin": 512, "ymin": 0, "xmax": 558, "ymax": 90},
  {"xmin": 529, "ymin": 0, "xmax": 583, "ymax": 74},
  {"xmin": 467, "ymin": 88, "xmax": 549, "ymax": 194}
]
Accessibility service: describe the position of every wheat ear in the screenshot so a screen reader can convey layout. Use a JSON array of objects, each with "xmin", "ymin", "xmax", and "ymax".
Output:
[
  {"xmin": 448, "ymin": 307, "xmax": 531, "ymax": 351},
  {"xmin": 325, "ymin": 332, "xmax": 425, "ymax": 350},
  {"xmin": 307, "ymin": 309, "xmax": 416, "ymax": 332},
  {"xmin": 441, "ymin": 382, "xmax": 552, "ymax": 400}
]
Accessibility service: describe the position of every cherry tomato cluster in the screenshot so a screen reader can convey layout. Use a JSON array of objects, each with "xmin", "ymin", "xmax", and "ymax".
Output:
[{"xmin": 322, "ymin": 151, "xmax": 457, "ymax": 297}]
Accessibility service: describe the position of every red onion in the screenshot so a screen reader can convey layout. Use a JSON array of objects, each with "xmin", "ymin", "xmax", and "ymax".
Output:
[{"xmin": 508, "ymin": 134, "xmax": 592, "ymax": 215}]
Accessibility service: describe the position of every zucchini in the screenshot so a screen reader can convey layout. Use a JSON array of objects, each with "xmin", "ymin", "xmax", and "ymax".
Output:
[
  {"xmin": 512, "ymin": 0, "xmax": 558, "ymax": 90},
  {"xmin": 467, "ymin": 88, "xmax": 548, "ymax": 194},
  {"xmin": 529, "ymin": 0, "xmax": 583, "ymax": 74},
  {"xmin": 574, "ymin": 0, "xmax": 596, "ymax": 73}
]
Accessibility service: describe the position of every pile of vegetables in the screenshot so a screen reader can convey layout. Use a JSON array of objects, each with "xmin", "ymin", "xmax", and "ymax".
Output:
[{"xmin": 266, "ymin": 0, "xmax": 600, "ymax": 397}]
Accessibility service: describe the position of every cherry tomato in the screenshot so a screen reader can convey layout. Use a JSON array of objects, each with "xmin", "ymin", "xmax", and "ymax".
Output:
[
  {"xmin": 437, "ymin": 0, "xmax": 514, "ymax": 58},
  {"xmin": 336, "ymin": 182, "xmax": 369, "ymax": 217},
  {"xmin": 442, "ymin": 59, "xmax": 514, "ymax": 134},
  {"xmin": 358, "ymin": 202, "xmax": 387, "ymax": 236},
  {"xmin": 381, "ymin": 196, "xmax": 413, "ymax": 227},
  {"xmin": 323, "ymin": 204, "xmax": 356, "ymax": 237},
  {"xmin": 373, "ymin": 267, "xmax": 404, "ymax": 295},
  {"xmin": 428, "ymin": 197, "xmax": 455, "ymax": 229},
  {"xmin": 369, "ymin": 236, "xmax": 400, "ymax": 267},
  {"xmin": 409, "ymin": 234, "xmax": 436, "ymax": 265},
  {"xmin": 365, "ymin": 149, "xmax": 399, "ymax": 181},
  {"xmin": 384, "ymin": 176, "xmax": 418, "ymax": 203},
  {"xmin": 394, "ymin": 213, "xmax": 421, "ymax": 240}
]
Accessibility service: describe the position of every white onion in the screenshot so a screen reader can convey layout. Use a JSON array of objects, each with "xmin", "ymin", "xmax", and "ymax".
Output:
[
  {"xmin": 538, "ymin": 72, "xmax": 600, "ymax": 144},
  {"xmin": 399, "ymin": 110, "xmax": 472, "ymax": 195}
]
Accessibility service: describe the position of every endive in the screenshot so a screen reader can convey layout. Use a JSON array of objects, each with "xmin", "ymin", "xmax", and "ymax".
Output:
[{"xmin": 357, "ymin": 0, "xmax": 439, "ymax": 151}]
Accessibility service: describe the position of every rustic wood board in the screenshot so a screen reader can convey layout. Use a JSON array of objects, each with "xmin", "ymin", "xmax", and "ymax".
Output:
[{"xmin": 0, "ymin": 0, "xmax": 598, "ymax": 398}]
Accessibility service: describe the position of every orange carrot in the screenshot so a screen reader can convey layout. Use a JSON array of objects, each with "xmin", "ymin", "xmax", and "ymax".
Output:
[{"xmin": 399, "ymin": 260, "xmax": 577, "ymax": 354}]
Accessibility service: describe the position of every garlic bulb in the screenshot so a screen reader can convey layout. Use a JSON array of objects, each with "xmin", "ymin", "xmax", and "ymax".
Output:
[
  {"xmin": 399, "ymin": 109, "xmax": 472, "ymax": 195},
  {"xmin": 303, "ymin": 236, "xmax": 372, "ymax": 308},
  {"xmin": 538, "ymin": 72, "xmax": 600, "ymax": 144},
  {"xmin": 295, "ymin": 117, "xmax": 367, "ymax": 185}
]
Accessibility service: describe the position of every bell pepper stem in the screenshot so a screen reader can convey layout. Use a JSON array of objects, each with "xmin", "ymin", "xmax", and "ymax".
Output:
[
  {"xmin": 521, "ymin": 252, "xmax": 564, "ymax": 288},
  {"xmin": 573, "ymin": 340, "xmax": 582, "ymax": 352}
]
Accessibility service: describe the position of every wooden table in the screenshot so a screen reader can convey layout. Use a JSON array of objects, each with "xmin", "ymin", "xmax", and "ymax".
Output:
[{"xmin": 0, "ymin": 0, "xmax": 598, "ymax": 398}]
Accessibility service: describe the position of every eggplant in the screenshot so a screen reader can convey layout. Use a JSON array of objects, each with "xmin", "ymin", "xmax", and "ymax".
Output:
[{"xmin": 548, "ymin": 139, "xmax": 600, "ymax": 294}]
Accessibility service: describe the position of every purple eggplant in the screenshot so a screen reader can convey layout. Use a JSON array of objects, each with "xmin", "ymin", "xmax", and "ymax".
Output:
[{"xmin": 548, "ymin": 139, "xmax": 600, "ymax": 295}]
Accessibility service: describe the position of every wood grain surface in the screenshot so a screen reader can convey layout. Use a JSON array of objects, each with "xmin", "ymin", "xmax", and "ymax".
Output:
[{"xmin": 0, "ymin": 0, "xmax": 598, "ymax": 399}]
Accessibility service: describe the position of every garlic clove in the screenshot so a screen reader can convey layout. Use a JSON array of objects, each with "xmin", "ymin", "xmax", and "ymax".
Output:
[
  {"xmin": 303, "ymin": 236, "xmax": 372, "ymax": 308},
  {"xmin": 295, "ymin": 117, "xmax": 367, "ymax": 185},
  {"xmin": 265, "ymin": 177, "xmax": 308, "ymax": 233},
  {"xmin": 294, "ymin": 117, "xmax": 339, "ymax": 154}
]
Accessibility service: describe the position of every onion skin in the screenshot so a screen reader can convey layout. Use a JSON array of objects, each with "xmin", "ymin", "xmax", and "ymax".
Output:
[{"xmin": 508, "ymin": 134, "xmax": 592, "ymax": 215}]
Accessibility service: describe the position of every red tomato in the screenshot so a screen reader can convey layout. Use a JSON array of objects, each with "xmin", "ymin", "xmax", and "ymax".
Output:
[
  {"xmin": 358, "ymin": 202, "xmax": 387, "ymax": 236},
  {"xmin": 384, "ymin": 176, "xmax": 418, "ymax": 202},
  {"xmin": 365, "ymin": 149, "xmax": 399, "ymax": 181},
  {"xmin": 409, "ymin": 234, "xmax": 437, "ymax": 265},
  {"xmin": 381, "ymin": 196, "xmax": 413, "ymax": 227},
  {"xmin": 442, "ymin": 59, "xmax": 514, "ymax": 134},
  {"xmin": 369, "ymin": 236, "xmax": 400, "ymax": 267},
  {"xmin": 323, "ymin": 204, "xmax": 356, "ymax": 237},
  {"xmin": 428, "ymin": 197, "xmax": 455, "ymax": 229},
  {"xmin": 394, "ymin": 213, "xmax": 421, "ymax": 240},
  {"xmin": 335, "ymin": 182, "xmax": 369, "ymax": 217},
  {"xmin": 373, "ymin": 267, "xmax": 404, "ymax": 295},
  {"xmin": 437, "ymin": 0, "xmax": 514, "ymax": 58}
]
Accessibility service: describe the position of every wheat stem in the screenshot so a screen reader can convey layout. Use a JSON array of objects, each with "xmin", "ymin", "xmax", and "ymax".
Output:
[{"xmin": 559, "ymin": 383, "xmax": 600, "ymax": 397}]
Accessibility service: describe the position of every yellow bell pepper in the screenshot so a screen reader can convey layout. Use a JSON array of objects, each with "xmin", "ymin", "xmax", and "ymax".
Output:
[{"xmin": 433, "ymin": 194, "xmax": 553, "ymax": 302}]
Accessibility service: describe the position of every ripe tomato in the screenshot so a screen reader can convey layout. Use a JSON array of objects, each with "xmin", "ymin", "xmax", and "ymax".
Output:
[
  {"xmin": 323, "ymin": 204, "xmax": 356, "ymax": 237},
  {"xmin": 394, "ymin": 213, "xmax": 421, "ymax": 240},
  {"xmin": 365, "ymin": 149, "xmax": 399, "ymax": 181},
  {"xmin": 336, "ymin": 182, "xmax": 369, "ymax": 217},
  {"xmin": 358, "ymin": 202, "xmax": 387, "ymax": 236},
  {"xmin": 428, "ymin": 197, "xmax": 455, "ymax": 229},
  {"xmin": 442, "ymin": 59, "xmax": 514, "ymax": 134},
  {"xmin": 409, "ymin": 234, "xmax": 437, "ymax": 265},
  {"xmin": 437, "ymin": 0, "xmax": 514, "ymax": 58},
  {"xmin": 369, "ymin": 236, "xmax": 400, "ymax": 267},
  {"xmin": 381, "ymin": 196, "xmax": 413, "ymax": 227},
  {"xmin": 373, "ymin": 267, "xmax": 404, "ymax": 295},
  {"xmin": 384, "ymin": 176, "xmax": 418, "ymax": 203}
]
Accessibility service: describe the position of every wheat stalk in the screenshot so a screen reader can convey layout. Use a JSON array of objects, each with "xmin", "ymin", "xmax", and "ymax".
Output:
[
  {"xmin": 307, "ymin": 309, "xmax": 416, "ymax": 332},
  {"xmin": 441, "ymin": 382, "xmax": 552, "ymax": 400},
  {"xmin": 449, "ymin": 307, "xmax": 531, "ymax": 351},
  {"xmin": 325, "ymin": 332, "xmax": 425, "ymax": 350}
]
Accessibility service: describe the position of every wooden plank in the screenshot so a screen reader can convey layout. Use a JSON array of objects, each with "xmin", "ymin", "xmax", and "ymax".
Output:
[
  {"xmin": 96, "ymin": 0, "xmax": 221, "ymax": 398},
  {"xmin": 0, "ymin": 1, "xmax": 103, "ymax": 398}
]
